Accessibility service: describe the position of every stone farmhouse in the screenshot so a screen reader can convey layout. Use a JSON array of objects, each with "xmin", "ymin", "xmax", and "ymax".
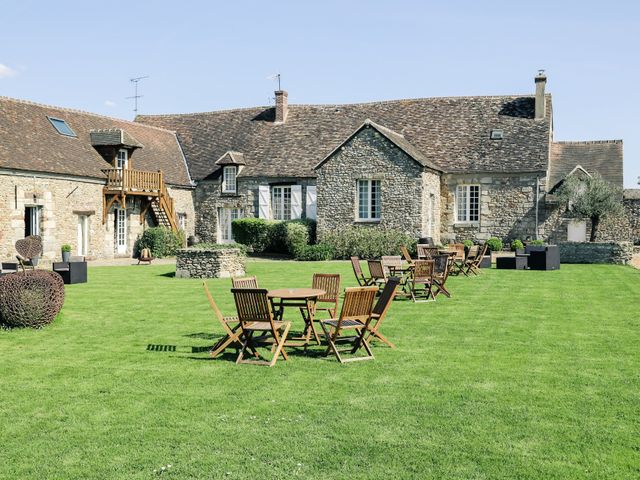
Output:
[{"xmin": 0, "ymin": 73, "xmax": 633, "ymax": 261}]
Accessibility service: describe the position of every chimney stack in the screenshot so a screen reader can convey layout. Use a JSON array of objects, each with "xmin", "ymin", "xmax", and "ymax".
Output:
[
  {"xmin": 274, "ymin": 90, "xmax": 288, "ymax": 123},
  {"xmin": 535, "ymin": 70, "xmax": 547, "ymax": 120}
]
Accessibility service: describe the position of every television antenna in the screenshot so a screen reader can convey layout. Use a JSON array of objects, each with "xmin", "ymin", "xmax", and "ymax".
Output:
[
  {"xmin": 126, "ymin": 75, "xmax": 149, "ymax": 115},
  {"xmin": 266, "ymin": 73, "xmax": 281, "ymax": 90}
]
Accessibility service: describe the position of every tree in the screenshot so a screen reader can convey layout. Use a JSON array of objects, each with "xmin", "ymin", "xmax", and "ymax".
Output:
[{"xmin": 556, "ymin": 172, "xmax": 623, "ymax": 241}]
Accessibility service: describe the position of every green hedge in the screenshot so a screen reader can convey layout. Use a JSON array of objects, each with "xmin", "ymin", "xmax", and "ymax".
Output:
[
  {"xmin": 293, "ymin": 243, "xmax": 335, "ymax": 261},
  {"xmin": 231, "ymin": 218, "xmax": 316, "ymax": 255},
  {"xmin": 322, "ymin": 228, "xmax": 417, "ymax": 259},
  {"xmin": 136, "ymin": 227, "xmax": 185, "ymax": 258}
]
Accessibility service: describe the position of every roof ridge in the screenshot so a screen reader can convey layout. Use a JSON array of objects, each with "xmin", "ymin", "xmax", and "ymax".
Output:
[
  {"xmin": 135, "ymin": 93, "xmax": 541, "ymax": 118},
  {"xmin": 553, "ymin": 140, "xmax": 623, "ymax": 145},
  {"xmin": 0, "ymin": 95, "xmax": 178, "ymax": 135}
]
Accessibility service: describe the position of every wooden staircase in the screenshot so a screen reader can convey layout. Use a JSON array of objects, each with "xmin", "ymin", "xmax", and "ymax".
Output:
[{"xmin": 102, "ymin": 168, "xmax": 179, "ymax": 232}]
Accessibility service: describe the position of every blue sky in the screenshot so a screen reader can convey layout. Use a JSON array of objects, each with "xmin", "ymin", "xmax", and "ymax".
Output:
[{"xmin": 1, "ymin": 0, "xmax": 638, "ymax": 187}]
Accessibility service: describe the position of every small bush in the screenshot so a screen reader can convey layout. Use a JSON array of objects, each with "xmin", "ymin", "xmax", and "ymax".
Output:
[
  {"xmin": 463, "ymin": 239, "xmax": 474, "ymax": 248},
  {"xmin": 294, "ymin": 243, "xmax": 335, "ymax": 261},
  {"xmin": 511, "ymin": 239, "xmax": 524, "ymax": 251},
  {"xmin": 232, "ymin": 218, "xmax": 316, "ymax": 255},
  {"xmin": 323, "ymin": 228, "xmax": 417, "ymax": 259},
  {"xmin": 486, "ymin": 237, "xmax": 504, "ymax": 252},
  {"xmin": 61, "ymin": 244, "xmax": 72, "ymax": 253},
  {"xmin": 529, "ymin": 239, "xmax": 546, "ymax": 246},
  {"xmin": 136, "ymin": 227, "xmax": 184, "ymax": 258},
  {"xmin": 190, "ymin": 243, "xmax": 248, "ymax": 255},
  {"xmin": 232, "ymin": 218, "xmax": 272, "ymax": 253}
]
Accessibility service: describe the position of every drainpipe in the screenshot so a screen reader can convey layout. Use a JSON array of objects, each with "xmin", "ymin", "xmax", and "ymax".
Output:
[{"xmin": 535, "ymin": 176, "xmax": 540, "ymax": 240}]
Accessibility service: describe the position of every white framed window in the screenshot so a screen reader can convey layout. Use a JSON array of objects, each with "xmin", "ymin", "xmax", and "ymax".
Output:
[
  {"xmin": 456, "ymin": 185, "xmax": 480, "ymax": 222},
  {"xmin": 222, "ymin": 166, "xmax": 237, "ymax": 193},
  {"xmin": 357, "ymin": 179, "xmax": 381, "ymax": 221},
  {"xmin": 272, "ymin": 186, "xmax": 292, "ymax": 220},
  {"xmin": 116, "ymin": 149, "xmax": 128, "ymax": 169}
]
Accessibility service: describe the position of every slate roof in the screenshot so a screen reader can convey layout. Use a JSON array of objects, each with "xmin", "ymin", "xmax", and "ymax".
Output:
[
  {"xmin": 315, "ymin": 119, "xmax": 442, "ymax": 172},
  {"xmin": 0, "ymin": 96, "xmax": 192, "ymax": 186},
  {"xmin": 549, "ymin": 140, "xmax": 623, "ymax": 190},
  {"xmin": 136, "ymin": 94, "xmax": 552, "ymax": 181}
]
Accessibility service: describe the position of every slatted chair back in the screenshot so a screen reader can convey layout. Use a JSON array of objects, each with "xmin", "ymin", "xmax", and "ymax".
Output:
[
  {"xmin": 312, "ymin": 273, "xmax": 341, "ymax": 305},
  {"xmin": 231, "ymin": 276, "xmax": 259, "ymax": 289},
  {"xmin": 417, "ymin": 244, "xmax": 438, "ymax": 259},
  {"xmin": 466, "ymin": 243, "xmax": 489, "ymax": 275},
  {"xmin": 334, "ymin": 286, "xmax": 378, "ymax": 330},
  {"xmin": 447, "ymin": 243, "xmax": 466, "ymax": 261},
  {"xmin": 467, "ymin": 245, "xmax": 479, "ymax": 260},
  {"xmin": 400, "ymin": 245, "xmax": 414, "ymax": 264},
  {"xmin": 432, "ymin": 254, "xmax": 450, "ymax": 276},
  {"xmin": 367, "ymin": 260, "xmax": 386, "ymax": 281},
  {"xmin": 381, "ymin": 256, "xmax": 402, "ymax": 276},
  {"xmin": 413, "ymin": 259, "xmax": 435, "ymax": 283},
  {"xmin": 350, "ymin": 256, "xmax": 371, "ymax": 286},
  {"xmin": 232, "ymin": 288, "xmax": 272, "ymax": 325}
]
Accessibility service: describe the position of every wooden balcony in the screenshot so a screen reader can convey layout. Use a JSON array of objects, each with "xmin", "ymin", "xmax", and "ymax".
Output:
[{"xmin": 102, "ymin": 168, "xmax": 163, "ymax": 195}]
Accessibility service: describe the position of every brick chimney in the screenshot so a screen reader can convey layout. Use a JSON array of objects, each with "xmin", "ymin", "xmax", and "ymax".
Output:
[
  {"xmin": 535, "ymin": 70, "xmax": 547, "ymax": 120},
  {"xmin": 275, "ymin": 90, "xmax": 288, "ymax": 123}
]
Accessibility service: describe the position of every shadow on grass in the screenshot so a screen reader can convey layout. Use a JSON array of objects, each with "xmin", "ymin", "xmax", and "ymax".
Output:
[
  {"xmin": 146, "ymin": 344, "xmax": 177, "ymax": 352},
  {"xmin": 158, "ymin": 271, "xmax": 176, "ymax": 278}
]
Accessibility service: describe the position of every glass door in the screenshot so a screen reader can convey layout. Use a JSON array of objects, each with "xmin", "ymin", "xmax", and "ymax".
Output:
[
  {"xmin": 115, "ymin": 208, "xmax": 127, "ymax": 254},
  {"xmin": 217, "ymin": 208, "xmax": 241, "ymax": 243}
]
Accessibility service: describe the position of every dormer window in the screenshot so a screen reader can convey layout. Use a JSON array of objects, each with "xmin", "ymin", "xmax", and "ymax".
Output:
[
  {"xmin": 116, "ymin": 149, "xmax": 128, "ymax": 169},
  {"xmin": 223, "ymin": 166, "xmax": 237, "ymax": 193}
]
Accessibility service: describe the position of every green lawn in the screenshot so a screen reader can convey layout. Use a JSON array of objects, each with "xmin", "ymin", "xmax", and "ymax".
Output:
[{"xmin": 1, "ymin": 261, "xmax": 639, "ymax": 479}]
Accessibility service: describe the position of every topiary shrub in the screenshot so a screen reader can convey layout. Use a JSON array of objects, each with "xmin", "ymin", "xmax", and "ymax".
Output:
[
  {"xmin": 293, "ymin": 243, "xmax": 335, "ymax": 261},
  {"xmin": 463, "ymin": 239, "xmax": 474, "ymax": 248},
  {"xmin": 511, "ymin": 239, "xmax": 524, "ymax": 251},
  {"xmin": 485, "ymin": 237, "xmax": 504, "ymax": 252},
  {"xmin": 323, "ymin": 228, "xmax": 417, "ymax": 259},
  {"xmin": 0, "ymin": 270, "xmax": 65, "ymax": 328},
  {"xmin": 136, "ymin": 227, "xmax": 184, "ymax": 258},
  {"xmin": 529, "ymin": 239, "xmax": 546, "ymax": 246}
]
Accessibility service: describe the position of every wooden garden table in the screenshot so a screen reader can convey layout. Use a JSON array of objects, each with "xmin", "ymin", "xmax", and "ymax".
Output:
[{"xmin": 267, "ymin": 288, "xmax": 326, "ymax": 347}]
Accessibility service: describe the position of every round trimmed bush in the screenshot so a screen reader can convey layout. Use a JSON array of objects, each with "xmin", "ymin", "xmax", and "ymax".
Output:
[
  {"xmin": 0, "ymin": 270, "xmax": 65, "ymax": 328},
  {"xmin": 485, "ymin": 237, "xmax": 504, "ymax": 252}
]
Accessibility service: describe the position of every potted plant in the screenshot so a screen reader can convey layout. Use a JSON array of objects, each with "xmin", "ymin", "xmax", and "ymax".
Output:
[
  {"xmin": 511, "ymin": 239, "xmax": 525, "ymax": 255},
  {"xmin": 485, "ymin": 237, "xmax": 503, "ymax": 253},
  {"xmin": 61, "ymin": 244, "xmax": 72, "ymax": 262}
]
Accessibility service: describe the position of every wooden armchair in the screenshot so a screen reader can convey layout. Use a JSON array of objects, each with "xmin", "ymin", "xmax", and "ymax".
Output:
[
  {"xmin": 409, "ymin": 259, "xmax": 436, "ymax": 302},
  {"xmin": 231, "ymin": 288, "xmax": 291, "ymax": 367},
  {"xmin": 203, "ymin": 282, "xmax": 241, "ymax": 358},
  {"xmin": 320, "ymin": 286, "xmax": 378, "ymax": 363},
  {"xmin": 350, "ymin": 256, "xmax": 373, "ymax": 286}
]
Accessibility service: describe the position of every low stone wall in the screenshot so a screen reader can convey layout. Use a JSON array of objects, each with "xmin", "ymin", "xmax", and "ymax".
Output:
[
  {"xmin": 558, "ymin": 242, "xmax": 633, "ymax": 265},
  {"xmin": 175, "ymin": 248, "xmax": 245, "ymax": 278}
]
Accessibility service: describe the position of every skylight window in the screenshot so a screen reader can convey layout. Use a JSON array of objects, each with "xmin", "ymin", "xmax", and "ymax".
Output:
[
  {"xmin": 47, "ymin": 116, "xmax": 76, "ymax": 137},
  {"xmin": 490, "ymin": 129, "xmax": 504, "ymax": 140}
]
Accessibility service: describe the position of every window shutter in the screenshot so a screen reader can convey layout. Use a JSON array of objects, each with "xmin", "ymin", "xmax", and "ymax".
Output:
[
  {"xmin": 291, "ymin": 185, "xmax": 302, "ymax": 219},
  {"xmin": 258, "ymin": 185, "xmax": 270, "ymax": 219},
  {"xmin": 305, "ymin": 186, "xmax": 317, "ymax": 220}
]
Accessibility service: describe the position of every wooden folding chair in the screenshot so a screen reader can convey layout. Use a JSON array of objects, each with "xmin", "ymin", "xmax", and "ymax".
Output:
[
  {"xmin": 465, "ymin": 243, "xmax": 488, "ymax": 276},
  {"xmin": 448, "ymin": 243, "xmax": 466, "ymax": 275},
  {"xmin": 231, "ymin": 288, "xmax": 291, "ymax": 367},
  {"xmin": 231, "ymin": 276, "xmax": 259, "ymax": 289},
  {"xmin": 432, "ymin": 254, "xmax": 453, "ymax": 298},
  {"xmin": 409, "ymin": 259, "xmax": 436, "ymax": 302},
  {"xmin": 417, "ymin": 244, "xmax": 438, "ymax": 260},
  {"xmin": 400, "ymin": 245, "xmax": 414, "ymax": 265},
  {"xmin": 308, "ymin": 273, "xmax": 341, "ymax": 318},
  {"xmin": 350, "ymin": 256, "xmax": 373, "ymax": 286},
  {"xmin": 367, "ymin": 260, "xmax": 387, "ymax": 291},
  {"xmin": 382, "ymin": 256, "xmax": 409, "ymax": 294},
  {"xmin": 203, "ymin": 282, "xmax": 241, "ymax": 358},
  {"xmin": 320, "ymin": 286, "xmax": 378, "ymax": 363},
  {"xmin": 366, "ymin": 277, "xmax": 400, "ymax": 348}
]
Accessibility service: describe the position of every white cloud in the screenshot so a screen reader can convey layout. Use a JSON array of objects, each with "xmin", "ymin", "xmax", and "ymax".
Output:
[
  {"xmin": 0, "ymin": 63, "xmax": 17, "ymax": 79},
  {"xmin": 104, "ymin": 100, "xmax": 117, "ymax": 107}
]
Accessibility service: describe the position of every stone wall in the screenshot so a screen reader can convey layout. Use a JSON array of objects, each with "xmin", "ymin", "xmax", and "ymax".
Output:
[
  {"xmin": 194, "ymin": 175, "xmax": 316, "ymax": 243},
  {"xmin": 623, "ymin": 195, "xmax": 640, "ymax": 244},
  {"xmin": 441, "ymin": 172, "xmax": 547, "ymax": 243},
  {"xmin": 175, "ymin": 248, "xmax": 245, "ymax": 278},
  {"xmin": 558, "ymin": 241, "xmax": 633, "ymax": 264},
  {"xmin": 167, "ymin": 185, "xmax": 196, "ymax": 239},
  {"xmin": 316, "ymin": 126, "xmax": 440, "ymax": 241}
]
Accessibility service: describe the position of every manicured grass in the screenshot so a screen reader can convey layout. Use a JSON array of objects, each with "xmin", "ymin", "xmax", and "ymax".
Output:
[{"xmin": 1, "ymin": 261, "xmax": 639, "ymax": 479}]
